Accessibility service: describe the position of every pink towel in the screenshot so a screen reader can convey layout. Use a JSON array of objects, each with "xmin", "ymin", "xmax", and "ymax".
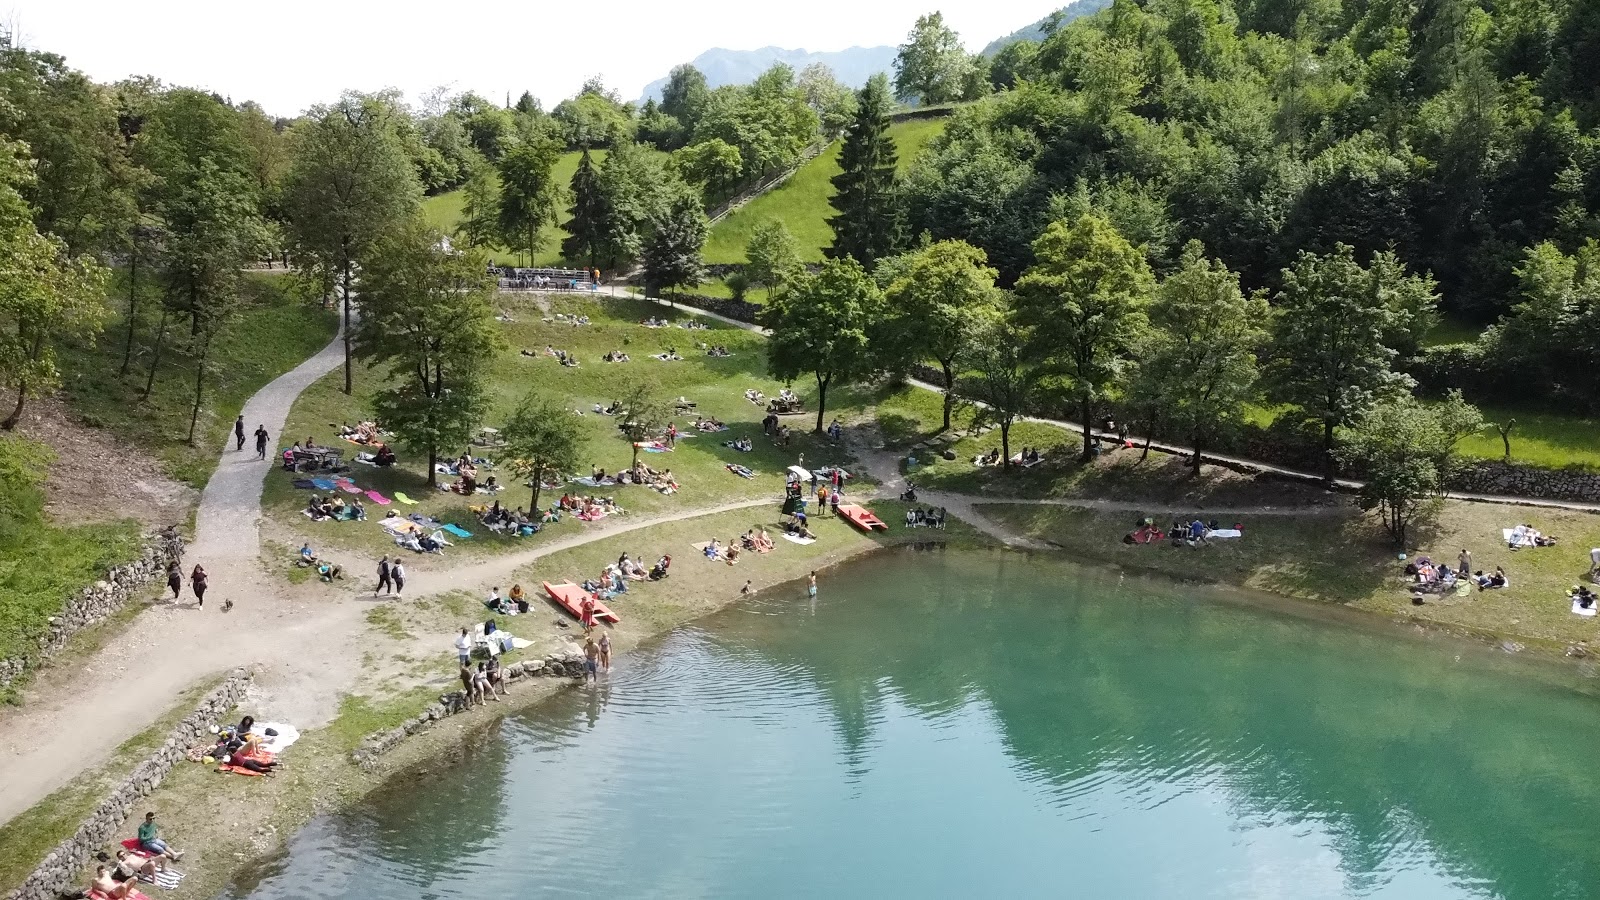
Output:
[
  {"xmin": 366, "ymin": 490, "xmax": 391, "ymax": 505},
  {"xmin": 339, "ymin": 482, "xmax": 362, "ymax": 494}
]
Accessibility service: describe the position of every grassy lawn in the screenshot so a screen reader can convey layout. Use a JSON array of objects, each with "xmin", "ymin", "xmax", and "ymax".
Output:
[
  {"xmin": 265, "ymin": 295, "xmax": 859, "ymax": 563},
  {"xmin": 1422, "ymin": 314, "xmax": 1484, "ymax": 347},
  {"xmin": 59, "ymin": 274, "xmax": 338, "ymax": 489},
  {"xmin": 0, "ymin": 678, "xmax": 220, "ymax": 891},
  {"xmin": 703, "ymin": 118, "xmax": 948, "ymax": 264},
  {"xmin": 982, "ymin": 498, "xmax": 1600, "ymax": 652},
  {"xmin": 0, "ymin": 436, "xmax": 143, "ymax": 685},
  {"xmin": 1454, "ymin": 406, "xmax": 1600, "ymax": 471}
]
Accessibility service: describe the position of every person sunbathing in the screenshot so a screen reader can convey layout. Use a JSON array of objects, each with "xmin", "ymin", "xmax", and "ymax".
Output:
[
  {"xmin": 114, "ymin": 849, "xmax": 160, "ymax": 880},
  {"xmin": 300, "ymin": 543, "xmax": 317, "ymax": 565},
  {"xmin": 725, "ymin": 540, "xmax": 741, "ymax": 564},
  {"xmin": 755, "ymin": 528, "xmax": 774, "ymax": 551},
  {"xmin": 94, "ymin": 864, "xmax": 136, "ymax": 898}
]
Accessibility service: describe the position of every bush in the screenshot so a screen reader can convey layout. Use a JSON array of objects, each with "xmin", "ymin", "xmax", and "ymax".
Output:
[
  {"xmin": 725, "ymin": 271, "xmax": 750, "ymax": 302},
  {"xmin": 1402, "ymin": 343, "xmax": 1504, "ymax": 401}
]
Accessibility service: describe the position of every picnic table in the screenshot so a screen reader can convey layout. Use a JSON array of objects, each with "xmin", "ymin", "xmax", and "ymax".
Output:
[{"xmin": 289, "ymin": 446, "xmax": 344, "ymax": 472}]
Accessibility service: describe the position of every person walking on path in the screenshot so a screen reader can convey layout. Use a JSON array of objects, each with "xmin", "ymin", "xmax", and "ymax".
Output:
[
  {"xmin": 254, "ymin": 425, "xmax": 269, "ymax": 460},
  {"xmin": 190, "ymin": 564, "xmax": 207, "ymax": 609},
  {"xmin": 375, "ymin": 556, "xmax": 392, "ymax": 596},
  {"xmin": 598, "ymin": 632, "xmax": 611, "ymax": 672},
  {"xmin": 165, "ymin": 562, "xmax": 182, "ymax": 600},
  {"xmin": 392, "ymin": 559, "xmax": 406, "ymax": 596},
  {"xmin": 455, "ymin": 628, "xmax": 472, "ymax": 667},
  {"xmin": 234, "ymin": 415, "xmax": 246, "ymax": 451}
]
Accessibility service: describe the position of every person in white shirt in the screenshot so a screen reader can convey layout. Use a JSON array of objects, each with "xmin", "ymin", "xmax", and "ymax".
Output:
[{"xmin": 455, "ymin": 628, "xmax": 472, "ymax": 666}]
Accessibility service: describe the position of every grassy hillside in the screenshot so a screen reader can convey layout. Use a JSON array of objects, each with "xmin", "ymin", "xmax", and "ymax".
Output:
[
  {"xmin": 60, "ymin": 273, "xmax": 339, "ymax": 488},
  {"xmin": 422, "ymin": 150, "xmax": 615, "ymax": 267},
  {"xmin": 703, "ymin": 118, "xmax": 948, "ymax": 264}
]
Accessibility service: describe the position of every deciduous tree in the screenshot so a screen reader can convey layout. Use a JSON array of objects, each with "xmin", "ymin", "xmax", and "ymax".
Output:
[
  {"xmin": 503, "ymin": 389, "xmax": 584, "ymax": 512},
  {"xmin": 744, "ymin": 220, "xmax": 804, "ymax": 299},
  {"xmin": 1335, "ymin": 395, "xmax": 1482, "ymax": 547},
  {"xmin": 960, "ymin": 305, "xmax": 1039, "ymax": 473},
  {"xmin": 1135, "ymin": 241, "xmax": 1268, "ymax": 473},
  {"xmin": 894, "ymin": 12, "xmax": 974, "ymax": 105},
  {"xmin": 1014, "ymin": 213, "xmax": 1153, "ymax": 461},
  {"xmin": 764, "ymin": 257, "xmax": 882, "ymax": 433},
  {"xmin": 284, "ymin": 91, "xmax": 422, "ymax": 394},
  {"xmin": 642, "ymin": 189, "xmax": 708, "ymax": 300},
  {"xmin": 353, "ymin": 218, "xmax": 500, "ymax": 486},
  {"xmin": 882, "ymin": 239, "xmax": 1001, "ymax": 430},
  {"xmin": 1265, "ymin": 243, "xmax": 1428, "ymax": 476},
  {"xmin": 496, "ymin": 136, "xmax": 566, "ymax": 266}
]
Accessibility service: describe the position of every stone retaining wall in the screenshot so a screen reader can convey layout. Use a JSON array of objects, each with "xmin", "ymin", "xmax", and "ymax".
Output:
[
  {"xmin": 5, "ymin": 669, "xmax": 251, "ymax": 900},
  {"xmin": 1447, "ymin": 461, "xmax": 1600, "ymax": 503},
  {"xmin": 351, "ymin": 650, "xmax": 590, "ymax": 769},
  {"xmin": 0, "ymin": 527, "xmax": 184, "ymax": 689}
]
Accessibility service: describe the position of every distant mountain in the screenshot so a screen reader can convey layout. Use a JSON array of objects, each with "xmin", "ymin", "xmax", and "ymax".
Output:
[
  {"xmin": 636, "ymin": 46, "xmax": 898, "ymax": 104},
  {"xmin": 981, "ymin": 0, "xmax": 1113, "ymax": 56}
]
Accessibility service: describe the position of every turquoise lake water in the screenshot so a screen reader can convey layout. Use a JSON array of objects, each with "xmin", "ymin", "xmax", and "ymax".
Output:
[{"xmin": 224, "ymin": 550, "xmax": 1600, "ymax": 899}]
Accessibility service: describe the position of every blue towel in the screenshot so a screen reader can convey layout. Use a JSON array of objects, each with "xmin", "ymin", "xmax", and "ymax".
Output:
[
  {"xmin": 442, "ymin": 523, "xmax": 473, "ymax": 539},
  {"xmin": 311, "ymin": 478, "xmax": 336, "ymax": 490}
]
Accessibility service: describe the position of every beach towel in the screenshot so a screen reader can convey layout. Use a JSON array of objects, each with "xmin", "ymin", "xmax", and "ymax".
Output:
[
  {"xmin": 408, "ymin": 513, "xmax": 443, "ymax": 527},
  {"xmin": 441, "ymin": 523, "xmax": 473, "ymax": 539},
  {"xmin": 366, "ymin": 490, "xmax": 392, "ymax": 505},
  {"xmin": 139, "ymin": 869, "xmax": 185, "ymax": 890},
  {"xmin": 1208, "ymin": 529, "xmax": 1243, "ymax": 539},
  {"xmin": 1503, "ymin": 527, "xmax": 1538, "ymax": 548},
  {"xmin": 394, "ymin": 491, "xmax": 418, "ymax": 505},
  {"xmin": 1574, "ymin": 599, "xmax": 1598, "ymax": 617},
  {"xmin": 633, "ymin": 441, "xmax": 672, "ymax": 452},
  {"xmin": 576, "ymin": 509, "xmax": 608, "ymax": 522},
  {"xmin": 338, "ymin": 482, "xmax": 363, "ymax": 494},
  {"xmin": 310, "ymin": 477, "xmax": 335, "ymax": 490},
  {"xmin": 217, "ymin": 763, "xmax": 267, "ymax": 776},
  {"xmin": 291, "ymin": 479, "xmax": 315, "ymax": 490},
  {"xmin": 354, "ymin": 457, "xmax": 377, "ymax": 466},
  {"xmin": 781, "ymin": 533, "xmax": 817, "ymax": 545},
  {"xmin": 91, "ymin": 887, "xmax": 152, "ymax": 900},
  {"xmin": 381, "ymin": 519, "xmax": 420, "ymax": 535},
  {"xmin": 570, "ymin": 476, "xmax": 616, "ymax": 487},
  {"xmin": 726, "ymin": 464, "xmax": 755, "ymax": 478}
]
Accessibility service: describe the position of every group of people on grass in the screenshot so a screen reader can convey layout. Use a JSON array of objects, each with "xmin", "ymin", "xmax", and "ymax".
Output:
[
  {"xmin": 700, "ymin": 529, "xmax": 777, "ymax": 564},
  {"xmin": 1406, "ymin": 550, "xmax": 1509, "ymax": 596},
  {"xmin": 904, "ymin": 507, "xmax": 947, "ymax": 529},
  {"xmin": 304, "ymin": 494, "xmax": 365, "ymax": 522}
]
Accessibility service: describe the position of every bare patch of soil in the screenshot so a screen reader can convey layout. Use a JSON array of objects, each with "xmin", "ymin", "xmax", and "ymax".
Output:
[{"xmin": 14, "ymin": 395, "xmax": 197, "ymax": 528}]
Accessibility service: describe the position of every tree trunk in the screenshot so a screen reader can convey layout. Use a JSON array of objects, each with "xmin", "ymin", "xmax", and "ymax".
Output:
[
  {"xmin": 529, "ymin": 477, "xmax": 542, "ymax": 513},
  {"xmin": 1323, "ymin": 417, "xmax": 1336, "ymax": 482},
  {"xmin": 119, "ymin": 245, "xmax": 140, "ymax": 376},
  {"xmin": 814, "ymin": 374, "xmax": 829, "ymax": 434},
  {"xmin": 1141, "ymin": 432, "xmax": 1153, "ymax": 462},
  {"xmin": 142, "ymin": 308, "xmax": 170, "ymax": 400},
  {"xmin": 341, "ymin": 258, "xmax": 354, "ymax": 395},
  {"xmin": 1, "ymin": 381, "xmax": 26, "ymax": 431},
  {"xmin": 426, "ymin": 447, "xmax": 438, "ymax": 487},
  {"xmin": 1000, "ymin": 420, "xmax": 1012, "ymax": 473},
  {"xmin": 186, "ymin": 338, "xmax": 208, "ymax": 444},
  {"xmin": 1190, "ymin": 437, "xmax": 1204, "ymax": 475},
  {"xmin": 940, "ymin": 360, "xmax": 955, "ymax": 432},
  {"xmin": 631, "ymin": 445, "xmax": 641, "ymax": 470},
  {"xmin": 1080, "ymin": 398, "xmax": 1094, "ymax": 462}
]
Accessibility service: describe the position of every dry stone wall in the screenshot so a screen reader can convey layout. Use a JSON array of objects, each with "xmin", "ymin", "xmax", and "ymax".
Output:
[
  {"xmin": 1447, "ymin": 461, "xmax": 1600, "ymax": 503},
  {"xmin": 0, "ymin": 527, "xmax": 184, "ymax": 689},
  {"xmin": 5, "ymin": 668, "xmax": 250, "ymax": 900},
  {"xmin": 351, "ymin": 650, "xmax": 589, "ymax": 769}
]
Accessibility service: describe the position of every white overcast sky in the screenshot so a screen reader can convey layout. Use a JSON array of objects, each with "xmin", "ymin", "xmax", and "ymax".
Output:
[{"xmin": 7, "ymin": 0, "xmax": 1058, "ymax": 117}]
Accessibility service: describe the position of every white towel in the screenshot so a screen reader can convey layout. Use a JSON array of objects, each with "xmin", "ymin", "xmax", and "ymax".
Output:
[
  {"xmin": 1573, "ymin": 600, "xmax": 1597, "ymax": 618},
  {"xmin": 254, "ymin": 722, "xmax": 300, "ymax": 753}
]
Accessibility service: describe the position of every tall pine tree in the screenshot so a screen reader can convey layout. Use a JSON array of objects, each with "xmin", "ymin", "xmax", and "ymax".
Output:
[
  {"xmin": 826, "ymin": 74, "xmax": 901, "ymax": 267},
  {"xmin": 561, "ymin": 148, "xmax": 607, "ymax": 268}
]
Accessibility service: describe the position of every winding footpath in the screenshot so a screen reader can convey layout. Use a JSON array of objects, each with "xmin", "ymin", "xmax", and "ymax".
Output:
[{"xmin": 3, "ymin": 287, "xmax": 1597, "ymax": 828}]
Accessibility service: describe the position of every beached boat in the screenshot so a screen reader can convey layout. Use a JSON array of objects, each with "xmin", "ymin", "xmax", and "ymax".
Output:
[{"xmin": 543, "ymin": 581, "xmax": 621, "ymax": 624}]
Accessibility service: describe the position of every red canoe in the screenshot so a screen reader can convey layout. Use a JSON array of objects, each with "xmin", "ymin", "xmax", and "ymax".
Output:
[
  {"xmin": 543, "ymin": 582, "xmax": 620, "ymax": 624},
  {"xmin": 837, "ymin": 504, "xmax": 889, "ymax": 532}
]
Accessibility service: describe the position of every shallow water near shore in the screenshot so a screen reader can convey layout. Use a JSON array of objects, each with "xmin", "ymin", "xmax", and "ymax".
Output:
[{"xmin": 223, "ymin": 549, "xmax": 1600, "ymax": 899}]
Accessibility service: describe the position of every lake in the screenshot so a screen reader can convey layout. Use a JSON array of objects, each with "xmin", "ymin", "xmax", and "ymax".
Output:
[{"xmin": 224, "ymin": 549, "xmax": 1600, "ymax": 899}]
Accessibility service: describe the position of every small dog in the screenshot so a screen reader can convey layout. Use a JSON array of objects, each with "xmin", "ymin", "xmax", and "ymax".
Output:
[{"xmin": 221, "ymin": 597, "xmax": 235, "ymax": 613}]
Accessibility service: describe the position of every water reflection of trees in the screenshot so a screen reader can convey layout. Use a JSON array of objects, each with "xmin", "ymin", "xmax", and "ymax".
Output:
[{"xmin": 713, "ymin": 551, "xmax": 1599, "ymax": 900}]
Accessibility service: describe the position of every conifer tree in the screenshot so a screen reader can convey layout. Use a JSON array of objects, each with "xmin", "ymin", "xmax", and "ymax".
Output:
[
  {"xmin": 561, "ymin": 147, "xmax": 607, "ymax": 268},
  {"xmin": 825, "ymin": 75, "xmax": 901, "ymax": 267}
]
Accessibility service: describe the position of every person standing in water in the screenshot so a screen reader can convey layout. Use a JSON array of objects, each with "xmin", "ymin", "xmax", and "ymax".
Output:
[
  {"xmin": 598, "ymin": 632, "xmax": 611, "ymax": 672},
  {"xmin": 583, "ymin": 636, "xmax": 600, "ymax": 683},
  {"xmin": 807, "ymin": 571, "xmax": 818, "ymax": 598}
]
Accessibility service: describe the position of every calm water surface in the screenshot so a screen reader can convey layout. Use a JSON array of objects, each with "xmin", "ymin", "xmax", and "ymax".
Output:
[{"xmin": 226, "ymin": 550, "xmax": 1600, "ymax": 899}]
